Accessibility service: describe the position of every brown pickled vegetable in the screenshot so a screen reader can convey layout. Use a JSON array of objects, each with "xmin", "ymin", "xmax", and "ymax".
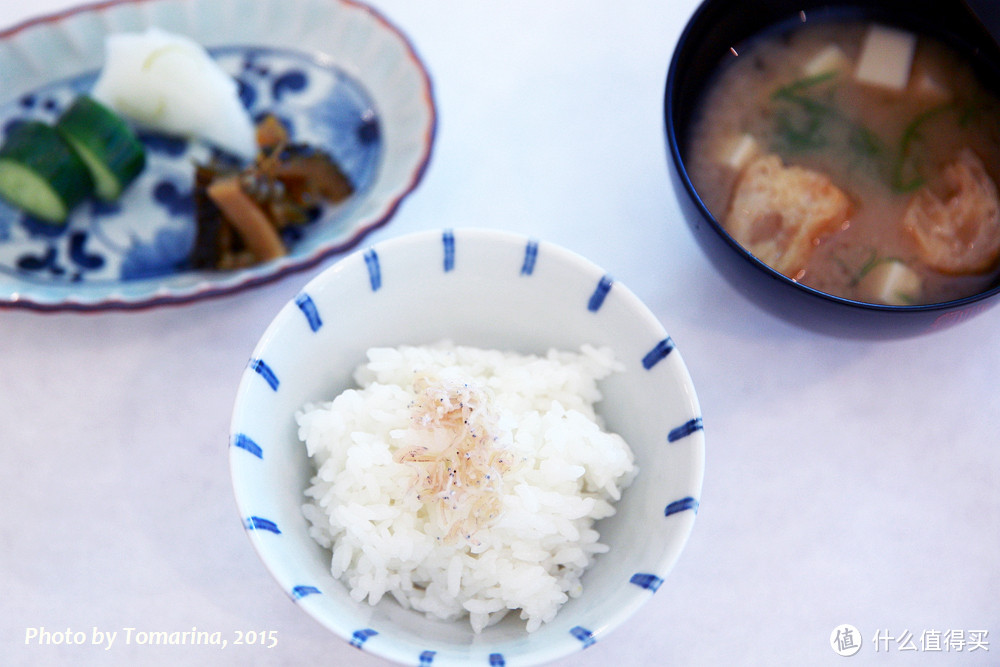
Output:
[
  {"xmin": 206, "ymin": 175, "xmax": 286, "ymax": 262},
  {"xmin": 190, "ymin": 114, "xmax": 354, "ymax": 269}
]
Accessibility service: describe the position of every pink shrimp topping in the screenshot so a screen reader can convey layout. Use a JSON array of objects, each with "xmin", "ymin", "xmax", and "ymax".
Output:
[{"xmin": 395, "ymin": 375, "xmax": 512, "ymax": 544}]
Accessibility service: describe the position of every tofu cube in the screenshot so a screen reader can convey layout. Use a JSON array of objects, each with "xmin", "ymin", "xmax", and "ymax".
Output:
[
  {"xmin": 716, "ymin": 133, "xmax": 760, "ymax": 171},
  {"xmin": 858, "ymin": 260, "xmax": 922, "ymax": 305},
  {"xmin": 854, "ymin": 24, "xmax": 917, "ymax": 91},
  {"xmin": 913, "ymin": 71, "xmax": 952, "ymax": 102},
  {"xmin": 803, "ymin": 44, "xmax": 849, "ymax": 77}
]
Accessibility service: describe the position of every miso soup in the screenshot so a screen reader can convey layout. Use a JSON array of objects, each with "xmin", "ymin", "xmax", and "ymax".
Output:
[{"xmin": 687, "ymin": 19, "xmax": 1000, "ymax": 305}]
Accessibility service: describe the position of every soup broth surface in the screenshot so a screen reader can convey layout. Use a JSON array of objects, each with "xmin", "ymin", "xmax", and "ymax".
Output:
[{"xmin": 688, "ymin": 19, "xmax": 1000, "ymax": 305}]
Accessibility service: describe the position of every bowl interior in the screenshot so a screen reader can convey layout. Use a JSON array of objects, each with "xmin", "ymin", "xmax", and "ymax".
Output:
[
  {"xmin": 665, "ymin": 0, "xmax": 1000, "ymax": 314},
  {"xmin": 229, "ymin": 228, "xmax": 704, "ymax": 666}
]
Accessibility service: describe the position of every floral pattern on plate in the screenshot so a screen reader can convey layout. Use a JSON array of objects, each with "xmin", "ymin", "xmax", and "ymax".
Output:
[{"xmin": 1, "ymin": 48, "xmax": 380, "ymax": 284}]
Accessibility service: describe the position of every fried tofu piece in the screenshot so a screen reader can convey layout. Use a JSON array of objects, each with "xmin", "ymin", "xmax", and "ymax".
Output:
[
  {"xmin": 724, "ymin": 153, "xmax": 852, "ymax": 276},
  {"xmin": 903, "ymin": 149, "xmax": 1000, "ymax": 275}
]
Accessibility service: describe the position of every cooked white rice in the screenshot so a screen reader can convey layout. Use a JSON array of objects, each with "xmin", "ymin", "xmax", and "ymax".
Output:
[{"xmin": 297, "ymin": 341, "xmax": 637, "ymax": 633}]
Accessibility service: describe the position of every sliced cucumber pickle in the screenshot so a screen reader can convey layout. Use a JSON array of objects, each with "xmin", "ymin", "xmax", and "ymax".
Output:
[
  {"xmin": 0, "ymin": 121, "xmax": 94, "ymax": 224},
  {"xmin": 56, "ymin": 95, "xmax": 146, "ymax": 201}
]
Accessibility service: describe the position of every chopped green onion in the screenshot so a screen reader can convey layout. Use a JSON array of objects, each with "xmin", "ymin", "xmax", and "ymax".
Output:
[
  {"xmin": 891, "ymin": 103, "xmax": 952, "ymax": 192},
  {"xmin": 771, "ymin": 71, "xmax": 838, "ymax": 100}
]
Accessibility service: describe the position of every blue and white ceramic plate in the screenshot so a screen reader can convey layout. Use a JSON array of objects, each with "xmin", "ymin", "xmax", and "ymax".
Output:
[{"xmin": 0, "ymin": 0, "xmax": 435, "ymax": 310}]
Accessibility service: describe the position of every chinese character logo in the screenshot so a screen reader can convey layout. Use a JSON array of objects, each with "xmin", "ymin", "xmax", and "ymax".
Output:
[{"xmin": 831, "ymin": 624, "xmax": 863, "ymax": 657}]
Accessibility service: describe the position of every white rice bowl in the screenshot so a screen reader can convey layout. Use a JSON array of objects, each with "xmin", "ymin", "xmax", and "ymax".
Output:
[
  {"xmin": 297, "ymin": 342, "xmax": 637, "ymax": 634},
  {"xmin": 230, "ymin": 228, "xmax": 704, "ymax": 666}
]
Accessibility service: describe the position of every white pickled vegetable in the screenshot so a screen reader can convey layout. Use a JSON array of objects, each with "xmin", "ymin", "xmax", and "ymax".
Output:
[{"xmin": 92, "ymin": 28, "xmax": 256, "ymax": 160}]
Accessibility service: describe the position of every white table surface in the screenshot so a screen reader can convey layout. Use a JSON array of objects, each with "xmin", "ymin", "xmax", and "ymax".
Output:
[{"xmin": 2, "ymin": 1, "xmax": 998, "ymax": 665}]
